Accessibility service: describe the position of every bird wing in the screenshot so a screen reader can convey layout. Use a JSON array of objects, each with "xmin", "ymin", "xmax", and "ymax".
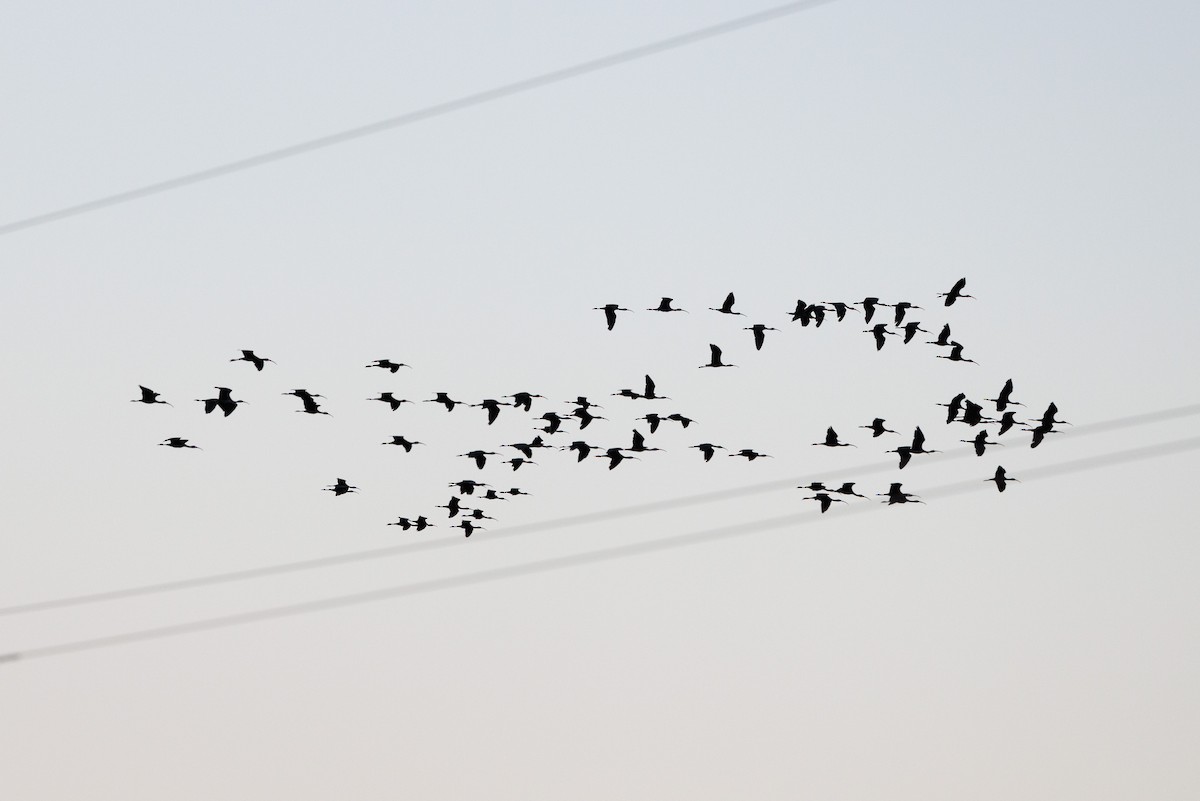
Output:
[
  {"xmin": 644, "ymin": 375, "xmax": 656, "ymax": 395},
  {"xmin": 722, "ymin": 292, "xmax": 735, "ymax": 312},
  {"xmin": 709, "ymin": 344, "xmax": 721, "ymax": 363},
  {"xmin": 952, "ymin": 277, "xmax": 967, "ymax": 293},
  {"xmin": 632, "ymin": 430, "xmax": 645, "ymax": 449},
  {"xmin": 912, "ymin": 427, "xmax": 926, "ymax": 450}
]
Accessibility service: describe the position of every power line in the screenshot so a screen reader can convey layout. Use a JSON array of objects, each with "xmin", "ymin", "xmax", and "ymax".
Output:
[
  {"xmin": 1, "ymin": 401, "xmax": 1195, "ymax": 618},
  {"xmin": 2, "ymin": 435, "xmax": 1197, "ymax": 665},
  {"xmin": 0, "ymin": 0, "xmax": 838, "ymax": 238}
]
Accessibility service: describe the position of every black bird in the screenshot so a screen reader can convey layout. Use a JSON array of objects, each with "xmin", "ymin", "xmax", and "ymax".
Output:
[
  {"xmin": 823, "ymin": 301, "xmax": 858, "ymax": 322},
  {"xmin": 284, "ymin": 389, "xmax": 324, "ymax": 402},
  {"xmin": 690, "ymin": 443, "xmax": 725, "ymax": 461},
  {"xmin": 936, "ymin": 341, "xmax": 978, "ymax": 364},
  {"xmin": 639, "ymin": 413, "xmax": 664, "ymax": 434},
  {"xmin": 864, "ymin": 324, "xmax": 895, "ymax": 351},
  {"xmin": 571, "ymin": 406, "xmax": 605, "ymax": 429},
  {"xmin": 814, "ymin": 427, "xmax": 855, "ymax": 448},
  {"xmin": 465, "ymin": 509, "xmax": 495, "ymax": 521},
  {"xmin": 1025, "ymin": 421, "xmax": 1060, "ymax": 448},
  {"xmin": 457, "ymin": 520, "xmax": 485, "ymax": 538},
  {"xmin": 798, "ymin": 482, "xmax": 828, "ymax": 492},
  {"xmin": 939, "ymin": 392, "xmax": 967, "ymax": 424},
  {"xmin": 451, "ymin": 480, "xmax": 489, "ymax": 495},
  {"xmin": 666, "ymin": 413, "xmax": 695, "ymax": 428},
  {"xmin": 860, "ymin": 418, "xmax": 896, "ymax": 437},
  {"xmin": 805, "ymin": 493, "xmax": 846, "ymax": 514},
  {"xmin": 700, "ymin": 344, "xmax": 735, "ymax": 368},
  {"xmin": 642, "ymin": 374, "xmax": 668, "ymax": 400},
  {"xmin": 567, "ymin": 396, "xmax": 603, "ymax": 410},
  {"xmin": 538, "ymin": 412, "xmax": 571, "ymax": 435},
  {"xmin": 389, "ymin": 517, "xmax": 434, "ymax": 531},
  {"xmin": 612, "ymin": 388, "xmax": 643, "ymax": 400},
  {"xmin": 985, "ymin": 379, "xmax": 1023, "ymax": 412},
  {"xmin": 878, "ymin": 482, "xmax": 924, "ymax": 505},
  {"xmin": 730, "ymin": 449, "xmax": 771, "ymax": 460},
  {"xmin": 808, "ymin": 305, "xmax": 828, "ymax": 327},
  {"xmin": 987, "ymin": 466, "xmax": 1018, "ymax": 492},
  {"xmin": 133, "ymin": 385, "xmax": 172, "ymax": 406},
  {"xmin": 504, "ymin": 488, "xmax": 531, "ymax": 497},
  {"xmin": 426, "ymin": 392, "xmax": 461, "ymax": 412},
  {"xmin": 460, "ymin": 450, "xmax": 498, "ymax": 470},
  {"xmin": 159, "ymin": 437, "xmax": 200, "ymax": 449},
  {"xmin": 910, "ymin": 426, "xmax": 937, "ymax": 454},
  {"xmin": 231, "ymin": 350, "xmax": 275, "ymax": 371},
  {"xmin": 790, "ymin": 300, "xmax": 814, "ymax": 326},
  {"xmin": 892, "ymin": 302, "xmax": 921, "ymax": 326},
  {"xmin": 366, "ymin": 359, "xmax": 410, "ymax": 373},
  {"xmin": 997, "ymin": 410, "xmax": 1021, "ymax": 437},
  {"xmin": 296, "ymin": 395, "xmax": 330, "ymax": 416},
  {"xmin": 196, "ymin": 387, "xmax": 245, "ymax": 417},
  {"xmin": 628, "ymin": 430, "xmax": 662, "ymax": 453},
  {"xmin": 562, "ymin": 441, "xmax": 595, "ymax": 462},
  {"xmin": 506, "ymin": 392, "xmax": 544, "ymax": 412},
  {"xmin": 438, "ymin": 496, "xmax": 464, "ymax": 517},
  {"xmin": 504, "ymin": 437, "xmax": 544, "ymax": 459},
  {"xmin": 504, "ymin": 458, "xmax": 535, "ymax": 471},
  {"xmin": 927, "ymin": 323, "xmax": 953, "ymax": 347},
  {"xmin": 1037, "ymin": 402, "xmax": 1071, "ymax": 428},
  {"xmin": 960, "ymin": 401, "xmax": 990, "ymax": 427},
  {"xmin": 962, "ymin": 429, "xmax": 1001, "ymax": 457},
  {"xmin": 901, "ymin": 321, "xmax": 928, "ymax": 344},
  {"xmin": 861, "ymin": 297, "xmax": 887, "ymax": 324},
  {"xmin": 471, "ymin": 398, "xmax": 509, "ymax": 425},
  {"xmin": 594, "ymin": 303, "xmax": 632, "ymax": 331},
  {"xmin": 369, "ymin": 392, "xmax": 410, "ymax": 411},
  {"xmin": 648, "ymin": 297, "xmax": 686, "ymax": 313},
  {"xmin": 481, "ymin": 489, "xmax": 509, "ymax": 501},
  {"xmin": 744, "ymin": 324, "xmax": 778, "ymax": 351},
  {"xmin": 937, "ymin": 277, "xmax": 974, "ymax": 307},
  {"xmin": 832, "ymin": 482, "xmax": 867, "ymax": 498},
  {"xmin": 711, "ymin": 292, "xmax": 744, "ymax": 316},
  {"xmin": 323, "ymin": 478, "xmax": 357, "ymax": 496},
  {"xmin": 886, "ymin": 445, "xmax": 914, "ymax": 469},
  {"xmin": 597, "ymin": 448, "xmax": 637, "ymax": 469},
  {"xmin": 382, "ymin": 435, "xmax": 423, "ymax": 452}
]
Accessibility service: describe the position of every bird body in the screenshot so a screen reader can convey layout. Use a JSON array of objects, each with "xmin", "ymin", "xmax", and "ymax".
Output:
[
  {"xmin": 814, "ymin": 427, "xmax": 855, "ymax": 448},
  {"xmin": 864, "ymin": 324, "xmax": 895, "ymax": 351},
  {"xmin": 597, "ymin": 448, "xmax": 637, "ymax": 469},
  {"xmin": 861, "ymin": 418, "xmax": 896, "ymax": 437},
  {"xmin": 700, "ymin": 344, "xmax": 735, "ymax": 368},
  {"xmin": 710, "ymin": 292, "xmax": 743, "ymax": 315},
  {"xmin": 426, "ymin": 392, "xmax": 461, "ymax": 412},
  {"xmin": 745, "ymin": 324, "xmax": 778, "ymax": 351},
  {"xmin": 937, "ymin": 277, "xmax": 974, "ymax": 306},
  {"xmin": 133, "ymin": 385, "xmax": 171, "ymax": 406},
  {"xmin": 197, "ymin": 387, "xmax": 245, "ymax": 417},
  {"xmin": 805, "ymin": 493, "xmax": 846, "ymax": 514},
  {"xmin": 505, "ymin": 392, "xmax": 544, "ymax": 412},
  {"xmin": 988, "ymin": 466, "xmax": 1018, "ymax": 492},
  {"xmin": 730, "ymin": 449, "xmax": 771, "ymax": 460},
  {"xmin": 879, "ymin": 482, "xmax": 923, "ymax": 505},
  {"xmin": 159, "ymin": 437, "xmax": 200, "ymax": 449},
  {"xmin": 594, "ymin": 303, "xmax": 631, "ymax": 330},
  {"xmin": 369, "ymin": 392, "xmax": 410, "ymax": 411},
  {"xmin": 323, "ymin": 478, "xmax": 357, "ymax": 496},
  {"xmin": 367, "ymin": 359, "xmax": 410, "ymax": 372},
  {"xmin": 231, "ymin": 350, "xmax": 274, "ymax": 371},
  {"xmin": 690, "ymin": 443, "xmax": 725, "ymax": 461},
  {"xmin": 648, "ymin": 297, "xmax": 686, "ymax": 313},
  {"xmin": 383, "ymin": 435, "xmax": 423, "ymax": 452},
  {"xmin": 461, "ymin": 450, "xmax": 498, "ymax": 470}
]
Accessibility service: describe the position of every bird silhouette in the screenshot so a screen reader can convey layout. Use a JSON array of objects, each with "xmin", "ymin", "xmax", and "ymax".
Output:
[
  {"xmin": 426, "ymin": 392, "xmax": 461, "ymax": 412},
  {"xmin": 832, "ymin": 482, "xmax": 867, "ymax": 498},
  {"xmin": 159, "ymin": 437, "xmax": 200, "ymax": 449},
  {"xmin": 196, "ymin": 387, "xmax": 245, "ymax": 417},
  {"xmin": 985, "ymin": 379, "xmax": 1023, "ymax": 412},
  {"xmin": 996, "ymin": 410, "xmax": 1022, "ymax": 437},
  {"xmin": 594, "ymin": 303, "xmax": 632, "ymax": 331},
  {"xmin": 700, "ymin": 344, "xmax": 735, "ymax": 368},
  {"xmin": 505, "ymin": 392, "xmax": 544, "ymax": 412},
  {"xmin": 1037, "ymin": 402, "xmax": 1071, "ymax": 428},
  {"xmin": 690, "ymin": 443, "xmax": 725, "ymax": 461},
  {"xmin": 639, "ymin": 413, "xmax": 664, "ymax": 434},
  {"xmin": 935, "ymin": 341, "xmax": 978, "ymax": 364},
  {"xmin": 909, "ymin": 426, "xmax": 938, "ymax": 454},
  {"xmin": 805, "ymin": 493, "xmax": 846, "ymax": 514},
  {"xmin": 323, "ymin": 478, "xmax": 357, "ymax": 496},
  {"xmin": 562, "ymin": 441, "xmax": 596, "ymax": 462},
  {"xmin": 878, "ymin": 482, "xmax": 923, "ymax": 505},
  {"xmin": 450, "ymin": 480, "xmax": 488, "ymax": 495},
  {"xmin": 231, "ymin": 350, "xmax": 274, "ymax": 371},
  {"xmin": 389, "ymin": 516, "xmax": 434, "ymax": 531},
  {"xmin": 460, "ymin": 450, "xmax": 498, "ymax": 470},
  {"xmin": 886, "ymin": 445, "xmax": 914, "ymax": 469},
  {"xmin": 648, "ymin": 297, "xmax": 687, "ymax": 313},
  {"xmin": 538, "ymin": 411, "xmax": 570, "ymax": 435},
  {"xmin": 823, "ymin": 301, "xmax": 859, "ymax": 322},
  {"xmin": 927, "ymin": 323, "xmax": 953, "ymax": 347},
  {"xmin": 597, "ymin": 448, "xmax": 638, "ymax": 469},
  {"xmin": 892, "ymin": 302, "xmax": 921, "ymax": 326},
  {"xmin": 504, "ymin": 458, "xmax": 536, "ymax": 471},
  {"xmin": 860, "ymin": 418, "xmax": 897, "ymax": 437},
  {"xmin": 861, "ymin": 297, "xmax": 887, "ymax": 324},
  {"xmin": 369, "ymin": 392, "xmax": 410, "ymax": 411},
  {"xmin": 471, "ymin": 398, "xmax": 509, "ymax": 425},
  {"xmin": 710, "ymin": 292, "xmax": 744, "ymax": 316},
  {"xmin": 628, "ymin": 429, "xmax": 662, "ymax": 453},
  {"xmin": 901, "ymin": 321, "xmax": 928, "ymax": 344},
  {"xmin": 382, "ymin": 435, "xmax": 423, "ymax": 452},
  {"xmin": 296, "ymin": 394, "xmax": 330, "ymax": 416},
  {"xmin": 567, "ymin": 396, "xmax": 603, "ymax": 410},
  {"xmin": 962, "ymin": 429, "xmax": 1001, "ymax": 457},
  {"xmin": 987, "ymin": 466, "xmax": 1018, "ymax": 492},
  {"xmin": 730, "ymin": 449, "xmax": 771, "ymax": 460},
  {"xmin": 457, "ymin": 520, "xmax": 485, "ymax": 538},
  {"xmin": 808, "ymin": 305, "xmax": 828, "ymax": 327},
  {"xmin": 465, "ymin": 509, "xmax": 495, "ymax": 521},
  {"xmin": 284, "ymin": 389, "xmax": 324, "ymax": 402},
  {"xmin": 798, "ymin": 482, "xmax": 829, "ymax": 492},
  {"xmin": 666, "ymin": 413, "xmax": 695, "ymax": 428},
  {"xmin": 937, "ymin": 277, "xmax": 974, "ymax": 306},
  {"xmin": 504, "ymin": 488, "xmax": 531, "ymax": 497},
  {"xmin": 1025, "ymin": 421, "xmax": 1060, "ymax": 448},
  {"xmin": 132, "ymin": 385, "xmax": 172, "ymax": 406},
  {"xmin": 744, "ymin": 324, "xmax": 778, "ymax": 351},
  {"xmin": 480, "ymin": 489, "xmax": 509, "ymax": 501},
  {"xmin": 939, "ymin": 392, "xmax": 967, "ymax": 423},
  {"xmin": 612, "ymin": 388, "xmax": 643, "ymax": 400},
  {"xmin": 864, "ymin": 324, "xmax": 896, "ymax": 351},
  {"xmin": 959, "ymin": 401, "xmax": 990, "ymax": 427},
  {"xmin": 438, "ymin": 496, "xmax": 464, "ymax": 517},
  {"xmin": 571, "ymin": 407, "xmax": 605, "ymax": 429},
  {"xmin": 641, "ymin": 374, "xmax": 668, "ymax": 400},
  {"xmin": 366, "ymin": 359, "xmax": 410, "ymax": 372},
  {"xmin": 814, "ymin": 427, "xmax": 855, "ymax": 448},
  {"xmin": 790, "ymin": 300, "xmax": 814, "ymax": 326}
]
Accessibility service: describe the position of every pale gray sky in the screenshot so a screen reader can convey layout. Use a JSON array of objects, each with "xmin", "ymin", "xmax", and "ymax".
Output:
[{"xmin": 2, "ymin": 1, "xmax": 1199, "ymax": 798}]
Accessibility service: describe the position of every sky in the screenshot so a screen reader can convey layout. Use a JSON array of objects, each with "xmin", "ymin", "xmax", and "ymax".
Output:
[{"xmin": 2, "ymin": 0, "xmax": 1199, "ymax": 797}]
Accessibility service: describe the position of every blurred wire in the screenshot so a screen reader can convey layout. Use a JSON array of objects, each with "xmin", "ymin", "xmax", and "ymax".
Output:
[
  {"xmin": 0, "ymin": 0, "xmax": 837, "ymax": 238},
  {"xmin": 1, "ymin": 402, "xmax": 1195, "ymax": 618},
  {"xmin": 2, "ymin": 433, "xmax": 1196, "ymax": 665}
]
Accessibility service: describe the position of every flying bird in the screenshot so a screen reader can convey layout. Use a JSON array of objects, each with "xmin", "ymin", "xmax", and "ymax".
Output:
[
  {"xmin": 892, "ymin": 302, "xmax": 921, "ymax": 326},
  {"xmin": 690, "ymin": 443, "xmax": 725, "ymax": 461},
  {"xmin": 864, "ymin": 324, "xmax": 895, "ymax": 351},
  {"xmin": 710, "ymin": 292, "xmax": 744, "ymax": 316},
  {"xmin": 323, "ymin": 478, "xmax": 357, "ymax": 496},
  {"xmin": 832, "ymin": 482, "xmax": 867, "ymax": 498},
  {"xmin": 878, "ymin": 483, "xmax": 924, "ymax": 505},
  {"xmin": 460, "ymin": 450, "xmax": 498, "ymax": 470},
  {"xmin": 814, "ymin": 427, "xmax": 855, "ymax": 448},
  {"xmin": 597, "ymin": 448, "xmax": 638, "ymax": 470},
  {"xmin": 594, "ymin": 303, "xmax": 632, "ymax": 330},
  {"xmin": 860, "ymin": 418, "xmax": 896, "ymax": 437},
  {"xmin": 935, "ymin": 341, "xmax": 978, "ymax": 364},
  {"xmin": 823, "ymin": 301, "xmax": 858, "ymax": 322},
  {"xmin": 504, "ymin": 458, "xmax": 535, "ymax": 471},
  {"xmin": 159, "ymin": 437, "xmax": 200, "ymax": 449},
  {"xmin": 939, "ymin": 392, "xmax": 967, "ymax": 424},
  {"xmin": 985, "ymin": 379, "xmax": 1023, "ymax": 412},
  {"xmin": 927, "ymin": 323, "xmax": 953, "ymax": 346},
  {"xmin": 382, "ymin": 435, "xmax": 423, "ymax": 452},
  {"xmin": 457, "ymin": 520, "xmax": 485, "ymax": 538},
  {"xmin": 937, "ymin": 277, "xmax": 974, "ymax": 306},
  {"xmin": 962, "ymin": 429, "xmax": 1001, "ymax": 457},
  {"xmin": 744, "ymin": 324, "xmax": 778, "ymax": 351},
  {"xmin": 901, "ymin": 321, "xmax": 928, "ymax": 344},
  {"xmin": 729, "ymin": 449, "xmax": 771, "ymax": 460},
  {"xmin": 451, "ymin": 480, "xmax": 488, "ymax": 495},
  {"xmin": 562, "ymin": 441, "xmax": 596, "ymax": 462},
  {"xmin": 426, "ymin": 392, "xmax": 461, "ymax": 412},
  {"xmin": 231, "ymin": 350, "xmax": 274, "ymax": 371},
  {"xmin": 804, "ymin": 493, "xmax": 847, "ymax": 514},
  {"xmin": 642, "ymin": 374, "xmax": 668, "ymax": 400},
  {"xmin": 471, "ymin": 398, "xmax": 509, "ymax": 425},
  {"xmin": 366, "ymin": 359, "xmax": 410, "ymax": 372},
  {"xmin": 571, "ymin": 406, "xmax": 605, "ymax": 429},
  {"xmin": 369, "ymin": 392, "xmax": 411, "ymax": 411},
  {"xmin": 132, "ymin": 385, "xmax": 171, "ymax": 406},
  {"xmin": 648, "ymin": 297, "xmax": 687, "ymax": 313},
  {"xmin": 700, "ymin": 344, "xmax": 735, "ymax": 368},
  {"xmin": 196, "ymin": 387, "xmax": 245, "ymax": 417},
  {"xmin": 295, "ymin": 394, "xmax": 330, "ymax": 416},
  {"xmin": 628, "ymin": 429, "xmax": 662, "ymax": 453},
  {"xmin": 666, "ymin": 413, "xmax": 695, "ymax": 428},
  {"xmin": 505, "ymin": 392, "xmax": 544, "ymax": 412},
  {"xmin": 861, "ymin": 297, "xmax": 887, "ymax": 324},
  {"xmin": 987, "ymin": 466, "xmax": 1018, "ymax": 492}
]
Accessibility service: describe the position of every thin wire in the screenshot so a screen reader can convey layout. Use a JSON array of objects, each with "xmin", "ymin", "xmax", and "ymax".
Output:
[
  {"xmin": 0, "ymin": 0, "xmax": 838, "ymax": 238},
  {"xmin": 1, "ymin": 401, "xmax": 1195, "ymax": 618},
  {"xmin": 3, "ymin": 435, "xmax": 1197, "ymax": 665}
]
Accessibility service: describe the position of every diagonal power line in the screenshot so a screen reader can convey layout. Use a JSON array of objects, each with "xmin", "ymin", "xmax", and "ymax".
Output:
[
  {"xmin": 2, "ymin": 435, "xmax": 1197, "ymax": 665},
  {"xmin": 1, "ymin": 401, "xmax": 1196, "ymax": 618},
  {"xmin": 0, "ymin": 0, "xmax": 838, "ymax": 238}
]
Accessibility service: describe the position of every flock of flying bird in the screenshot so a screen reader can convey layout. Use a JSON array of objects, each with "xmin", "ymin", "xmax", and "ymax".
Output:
[{"xmin": 133, "ymin": 278, "xmax": 1069, "ymax": 533}]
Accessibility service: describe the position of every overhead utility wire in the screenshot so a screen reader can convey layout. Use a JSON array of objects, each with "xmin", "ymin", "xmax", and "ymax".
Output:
[
  {"xmin": 0, "ymin": 0, "xmax": 838, "ymax": 238},
  {"xmin": 2, "ymin": 435, "xmax": 1196, "ymax": 665},
  {"xmin": 1, "ymin": 401, "xmax": 1195, "ymax": 618}
]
